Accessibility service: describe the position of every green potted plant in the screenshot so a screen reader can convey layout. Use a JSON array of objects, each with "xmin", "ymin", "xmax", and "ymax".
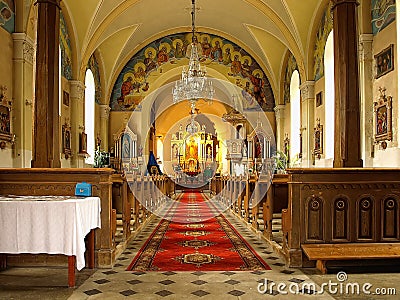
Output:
[{"xmin": 274, "ymin": 150, "xmax": 300, "ymax": 174}]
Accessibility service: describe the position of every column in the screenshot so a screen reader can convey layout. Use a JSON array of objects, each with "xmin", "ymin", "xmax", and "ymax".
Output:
[
  {"xmin": 69, "ymin": 80, "xmax": 85, "ymax": 167},
  {"xmin": 12, "ymin": 33, "xmax": 35, "ymax": 167},
  {"xmin": 332, "ymin": 0, "xmax": 363, "ymax": 167},
  {"xmin": 31, "ymin": 0, "xmax": 61, "ymax": 168},
  {"xmin": 359, "ymin": 34, "xmax": 374, "ymax": 166},
  {"xmin": 274, "ymin": 105, "xmax": 286, "ymax": 152},
  {"xmin": 99, "ymin": 105, "xmax": 111, "ymax": 151},
  {"xmin": 300, "ymin": 81, "xmax": 315, "ymax": 167}
]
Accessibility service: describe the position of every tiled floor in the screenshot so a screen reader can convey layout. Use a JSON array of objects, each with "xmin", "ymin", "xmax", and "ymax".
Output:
[{"xmin": 1, "ymin": 207, "xmax": 400, "ymax": 299}]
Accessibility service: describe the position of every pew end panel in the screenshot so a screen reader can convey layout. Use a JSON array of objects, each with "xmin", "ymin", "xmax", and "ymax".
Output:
[{"xmin": 284, "ymin": 168, "xmax": 400, "ymax": 269}]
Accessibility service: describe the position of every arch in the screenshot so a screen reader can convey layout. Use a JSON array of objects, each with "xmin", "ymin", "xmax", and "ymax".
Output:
[
  {"xmin": 310, "ymin": 1, "xmax": 333, "ymax": 82},
  {"xmin": 87, "ymin": 52, "xmax": 102, "ymax": 104},
  {"xmin": 305, "ymin": 0, "xmax": 331, "ymax": 80},
  {"xmin": 85, "ymin": 69, "xmax": 96, "ymax": 164},
  {"xmin": 109, "ymin": 32, "xmax": 275, "ymax": 112},
  {"xmin": 324, "ymin": 31, "xmax": 334, "ymax": 159},
  {"xmin": 93, "ymin": 27, "xmax": 275, "ymax": 98},
  {"xmin": 290, "ymin": 70, "xmax": 300, "ymax": 159}
]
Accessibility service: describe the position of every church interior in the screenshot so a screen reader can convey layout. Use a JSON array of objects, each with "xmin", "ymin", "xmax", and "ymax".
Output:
[{"xmin": 1, "ymin": 0, "xmax": 400, "ymax": 299}]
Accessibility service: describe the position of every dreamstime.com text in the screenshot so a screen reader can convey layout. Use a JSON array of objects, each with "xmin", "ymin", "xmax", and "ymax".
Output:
[{"xmin": 257, "ymin": 271, "xmax": 396, "ymax": 296}]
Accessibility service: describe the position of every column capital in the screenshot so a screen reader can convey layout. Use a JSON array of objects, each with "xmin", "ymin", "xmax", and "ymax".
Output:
[
  {"xmin": 35, "ymin": 0, "xmax": 61, "ymax": 7},
  {"xmin": 359, "ymin": 34, "xmax": 374, "ymax": 63},
  {"xmin": 274, "ymin": 105, "xmax": 285, "ymax": 119},
  {"xmin": 359, "ymin": 33, "xmax": 373, "ymax": 43},
  {"xmin": 332, "ymin": 0, "xmax": 359, "ymax": 8},
  {"xmin": 69, "ymin": 80, "xmax": 85, "ymax": 100},
  {"xmin": 99, "ymin": 104, "xmax": 111, "ymax": 119},
  {"xmin": 299, "ymin": 81, "xmax": 315, "ymax": 100},
  {"xmin": 12, "ymin": 33, "xmax": 35, "ymax": 65}
]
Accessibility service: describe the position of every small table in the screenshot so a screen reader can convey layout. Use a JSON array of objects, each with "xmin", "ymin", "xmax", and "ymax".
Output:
[{"xmin": 0, "ymin": 195, "xmax": 101, "ymax": 287}]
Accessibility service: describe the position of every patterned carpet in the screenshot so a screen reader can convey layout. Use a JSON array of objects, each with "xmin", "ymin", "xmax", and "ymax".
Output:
[{"xmin": 127, "ymin": 192, "xmax": 270, "ymax": 271}]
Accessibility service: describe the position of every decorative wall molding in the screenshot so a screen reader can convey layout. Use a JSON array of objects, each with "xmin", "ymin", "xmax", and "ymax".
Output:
[{"xmin": 301, "ymin": 183, "xmax": 400, "ymax": 191}]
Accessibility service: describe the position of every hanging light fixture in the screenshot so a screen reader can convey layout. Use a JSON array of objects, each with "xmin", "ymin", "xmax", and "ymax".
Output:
[{"xmin": 172, "ymin": 0, "xmax": 215, "ymax": 116}]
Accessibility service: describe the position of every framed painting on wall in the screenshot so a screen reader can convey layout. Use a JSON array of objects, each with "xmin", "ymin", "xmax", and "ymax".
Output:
[
  {"xmin": 375, "ymin": 44, "xmax": 394, "ymax": 79},
  {"xmin": 374, "ymin": 87, "xmax": 392, "ymax": 146},
  {"xmin": 316, "ymin": 91, "xmax": 323, "ymax": 107},
  {"xmin": 283, "ymin": 134, "xmax": 290, "ymax": 163},
  {"xmin": 62, "ymin": 124, "xmax": 72, "ymax": 159},
  {"xmin": 314, "ymin": 119, "xmax": 323, "ymax": 159},
  {"xmin": 63, "ymin": 91, "xmax": 70, "ymax": 107},
  {"xmin": 79, "ymin": 131, "xmax": 87, "ymax": 154}
]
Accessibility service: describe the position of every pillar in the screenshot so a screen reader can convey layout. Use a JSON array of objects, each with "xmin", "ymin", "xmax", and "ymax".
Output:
[
  {"xmin": 300, "ymin": 81, "xmax": 315, "ymax": 167},
  {"xmin": 12, "ymin": 33, "xmax": 35, "ymax": 167},
  {"xmin": 69, "ymin": 80, "xmax": 85, "ymax": 167},
  {"xmin": 99, "ymin": 105, "xmax": 111, "ymax": 151},
  {"xmin": 274, "ymin": 105, "xmax": 286, "ymax": 152},
  {"xmin": 31, "ymin": 0, "xmax": 61, "ymax": 168},
  {"xmin": 332, "ymin": 0, "xmax": 363, "ymax": 167},
  {"xmin": 359, "ymin": 34, "xmax": 374, "ymax": 166}
]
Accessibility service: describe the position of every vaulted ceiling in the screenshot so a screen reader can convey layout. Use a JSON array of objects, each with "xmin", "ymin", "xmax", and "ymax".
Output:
[{"xmin": 51, "ymin": 0, "xmax": 328, "ymax": 102}]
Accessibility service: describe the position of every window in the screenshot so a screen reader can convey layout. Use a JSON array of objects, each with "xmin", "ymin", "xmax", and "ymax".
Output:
[
  {"xmin": 85, "ymin": 69, "xmax": 95, "ymax": 164},
  {"xmin": 290, "ymin": 70, "xmax": 300, "ymax": 159},
  {"xmin": 324, "ymin": 31, "xmax": 334, "ymax": 159}
]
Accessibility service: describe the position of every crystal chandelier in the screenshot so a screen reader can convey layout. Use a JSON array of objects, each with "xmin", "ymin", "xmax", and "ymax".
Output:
[{"xmin": 172, "ymin": 0, "xmax": 215, "ymax": 114}]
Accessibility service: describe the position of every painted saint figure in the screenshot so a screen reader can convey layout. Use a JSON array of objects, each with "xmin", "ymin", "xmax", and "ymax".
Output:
[{"xmin": 118, "ymin": 76, "xmax": 134, "ymax": 103}]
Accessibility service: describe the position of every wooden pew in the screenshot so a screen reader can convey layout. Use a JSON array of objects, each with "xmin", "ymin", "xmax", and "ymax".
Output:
[
  {"xmin": 283, "ymin": 168, "xmax": 400, "ymax": 269},
  {"xmin": 111, "ymin": 174, "xmax": 131, "ymax": 243},
  {"xmin": 302, "ymin": 243, "xmax": 400, "ymax": 274},
  {"xmin": 263, "ymin": 174, "xmax": 289, "ymax": 239},
  {"xmin": 243, "ymin": 175, "xmax": 255, "ymax": 223}
]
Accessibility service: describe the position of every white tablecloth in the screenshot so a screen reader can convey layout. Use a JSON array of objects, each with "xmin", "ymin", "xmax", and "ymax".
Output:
[{"xmin": 0, "ymin": 195, "xmax": 101, "ymax": 270}]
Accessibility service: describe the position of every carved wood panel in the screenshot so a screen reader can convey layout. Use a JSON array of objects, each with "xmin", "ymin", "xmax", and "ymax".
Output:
[
  {"xmin": 357, "ymin": 197, "xmax": 375, "ymax": 240},
  {"xmin": 333, "ymin": 196, "xmax": 349, "ymax": 241},
  {"xmin": 382, "ymin": 196, "xmax": 399, "ymax": 239},
  {"xmin": 306, "ymin": 196, "xmax": 324, "ymax": 242}
]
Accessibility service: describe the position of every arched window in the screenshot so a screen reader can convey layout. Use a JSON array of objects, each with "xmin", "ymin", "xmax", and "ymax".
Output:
[
  {"xmin": 324, "ymin": 31, "xmax": 335, "ymax": 159},
  {"xmin": 290, "ymin": 70, "xmax": 300, "ymax": 159},
  {"xmin": 85, "ymin": 69, "xmax": 95, "ymax": 164}
]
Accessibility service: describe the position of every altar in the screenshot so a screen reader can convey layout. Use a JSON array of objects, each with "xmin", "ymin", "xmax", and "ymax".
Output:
[{"xmin": 171, "ymin": 122, "xmax": 216, "ymax": 177}]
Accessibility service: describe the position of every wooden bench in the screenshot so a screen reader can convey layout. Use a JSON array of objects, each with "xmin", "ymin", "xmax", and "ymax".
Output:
[{"xmin": 302, "ymin": 243, "xmax": 400, "ymax": 274}]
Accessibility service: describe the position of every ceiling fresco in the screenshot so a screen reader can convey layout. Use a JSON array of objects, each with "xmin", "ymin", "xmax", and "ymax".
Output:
[{"xmin": 110, "ymin": 32, "xmax": 275, "ymax": 112}]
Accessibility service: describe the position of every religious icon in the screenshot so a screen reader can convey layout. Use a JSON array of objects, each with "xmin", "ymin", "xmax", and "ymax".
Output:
[
  {"xmin": 313, "ymin": 119, "xmax": 323, "ymax": 159},
  {"xmin": 62, "ymin": 91, "xmax": 70, "ymax": 107},
  {"xmin": 62, "ymin": 124, "xmax": 72, "ymax": 159},
  {"xmin": 79, "ymin": 132, "xmax": 87, "ymax": 154},
  {"xmin": 121, "ymin": 133, "xmax": 131, "ymax": 159},
  {"xmin": 316, "ymin": 91, "xmax": 322, "ymax": 107},
  {"xmin": 375, "ymin": 44, "xmax": 394, "ymax": 79},
  {"xmin": 374, "ymin": 87, "xmax": 392, "ymax": 143}
]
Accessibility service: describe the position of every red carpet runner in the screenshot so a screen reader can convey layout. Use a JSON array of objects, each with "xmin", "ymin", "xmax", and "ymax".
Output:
[{"xmin": 127, "ymin": 192, "xmax": 270, "ymax": 271}]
